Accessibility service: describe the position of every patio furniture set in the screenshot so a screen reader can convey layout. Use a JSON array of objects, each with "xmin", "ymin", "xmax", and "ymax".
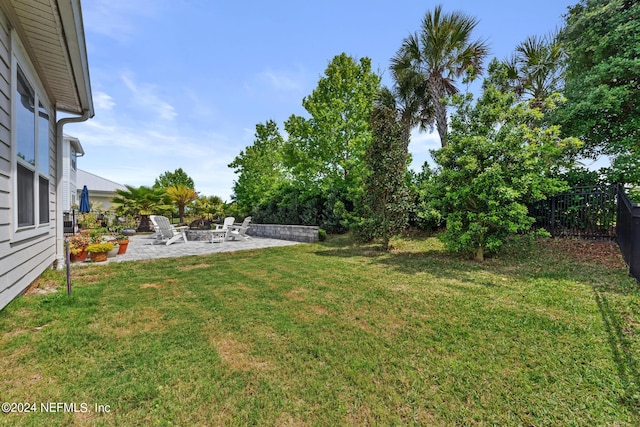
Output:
[{"xmin": 149, "ymin": 215, "xmax": 252, "ymax": 246}]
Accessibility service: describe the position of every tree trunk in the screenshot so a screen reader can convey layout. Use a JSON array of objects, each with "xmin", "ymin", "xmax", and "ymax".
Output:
[
  {"xmin": 475, "ymin": 245, "xmax": 484, "ymax": 262},
  {"xmin": 382, "ymin": 236, "xmax": 390, "ymax": 251},
  {"xmin": 137, "ymin": 215, "xmax": 154, "ymax": 232},
  {"xmin": 428, "ymin": 76, "xmax": 448, "ymax": 147},
  {"xmin": 401, "ymin": 119, "xmax": 412, "ymax": 153}
]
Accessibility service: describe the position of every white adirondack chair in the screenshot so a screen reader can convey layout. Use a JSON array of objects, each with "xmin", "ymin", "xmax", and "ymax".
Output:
[
  {"xmin": 150, "ymin": 215, "xmax": 188, "ymax": 245},
  {"xmin": 214, "ymin": 217, "xmax": 235, "ymax": 231},
  {"xmin": 209, "ymin": 216, "xmax": 235, "ymax": 243},
  {"xmin": 226, "ymin": 216, "xmax": 252, "ymax": 241}
]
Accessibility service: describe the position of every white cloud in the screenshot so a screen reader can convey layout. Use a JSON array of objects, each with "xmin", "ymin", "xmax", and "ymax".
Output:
[
  {"xmin": 93, "ymin": 91, "xmax": 115, "ymax": 112},
  {"xmin": 259, "ymin": 68, "xmax": 306, "ymax": 92},
  {"xmin": 121, "ymin": 73, "xmax": 177, "ymax": 121},
  {"xmin": 83, "ymin": 0, "xmax": 160, "ymax": 43},
  {"xmin": 68, "ymin": 113, "xmax": 242, "ymax": 201},
  {"xmin": 408, "ymin": 129, "xmax": 440, "ymax": 172},
  {"xmin": 409, "ymin": 129, "xmax": 441, "ymax": 152},
  {"xmin": 185, "ymin": 88, "xmax": 219, "ymax": 121}
]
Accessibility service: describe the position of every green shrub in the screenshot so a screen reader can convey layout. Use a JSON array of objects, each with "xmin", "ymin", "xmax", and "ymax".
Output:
[{"xmin": 318, "ymin": 228, "xmax": 327, "ymax": 241}]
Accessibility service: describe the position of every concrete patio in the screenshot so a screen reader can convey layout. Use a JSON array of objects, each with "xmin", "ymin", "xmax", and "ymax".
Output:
[{"xmin": 108, "ymin": 234, "xmax": 302, "ymax": 263}]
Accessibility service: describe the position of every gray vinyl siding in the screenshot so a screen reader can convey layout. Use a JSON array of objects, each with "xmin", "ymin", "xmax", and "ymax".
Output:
[
  {"xmin": 0, "ymin": 12, "xmax": 11, "ymax": 246},
  {"xmin": 0, "ymin": 10, "xmax": 58, "ymax": 311}
]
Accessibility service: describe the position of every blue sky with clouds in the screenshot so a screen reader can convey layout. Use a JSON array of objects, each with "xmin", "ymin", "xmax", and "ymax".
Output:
[{"xmin": 69, "ymin": 0, "xmax": 576, "ymax": 201}]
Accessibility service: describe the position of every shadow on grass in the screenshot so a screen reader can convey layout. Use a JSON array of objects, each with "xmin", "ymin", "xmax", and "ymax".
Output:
[
  {"xmin": 315, "ymin": 237, "xmax": 504, "ymax": 286},
  {"xmin": 594, "ymin": 288, "xmax": 640, "ymax": 415},
  {"xmin": 316, "ymin": 234, "xmax": 640, "ymax": 415}
]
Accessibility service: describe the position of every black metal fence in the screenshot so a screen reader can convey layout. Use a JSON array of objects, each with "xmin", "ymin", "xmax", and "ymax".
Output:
[
  {"xmin": 530, "ymin": 185, "xmax": 617, "ymax": 239},
  {"xmin": 616, "ymin": 184, "xmax": 640, "ymax": 282}
]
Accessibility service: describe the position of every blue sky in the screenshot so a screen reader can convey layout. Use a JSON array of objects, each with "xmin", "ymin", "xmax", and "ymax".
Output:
[{"xmin": 69, "ymin": 0, "xmax": 576, "ymax": 201}]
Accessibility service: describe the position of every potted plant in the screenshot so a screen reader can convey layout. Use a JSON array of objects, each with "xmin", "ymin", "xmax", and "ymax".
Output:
[
  {"xmin": 110, "ymin": 216, "xmax": 136, "ymax": 238},
  {"xmin": 86, "ymin": 242, "xmax": 114, "ymax": 262},
  {"xmin": 107, "ymin": 241, "xmax": 120, "ymax": 258},
  {"xmin": 99, "ymin": 234, "xmax": 119, "ymax": 258},
  {"xmin": 116, "ymin": 233, "xmax": 130, "ymax": 255},
  {"xmin": 68, "ymin": 234, "xmax": 91, "ymax": 262},
  {"xmin": 78, "ymin": 212, "xmax": 99, "ymax": 231}
]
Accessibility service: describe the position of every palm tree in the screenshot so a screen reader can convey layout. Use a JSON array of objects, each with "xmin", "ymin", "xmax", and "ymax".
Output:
[
  {"xmin": 503, "ymin": 33, "xmax": 564, "ymax": 109},
  {"xmin": 377, "ymin": 61, "xmax": 433, "ymax": 152},
  {"xmin": 111, "ymin": 185, "xmax": 171, "ymax": 232},
  {"xmin": 166, "ymin": 184, "xmax": 198, "ymax": 224},
  {"xmin": 192, "ymin": 195, "xmax": 225, "ymax": 222},
  {"xmin": 391, "ymin": 5, "xmax": 488, "ymax": 147}
]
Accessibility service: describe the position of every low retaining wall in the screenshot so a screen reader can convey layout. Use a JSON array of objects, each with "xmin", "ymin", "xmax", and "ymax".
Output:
[
  {"xmin": 246, "ymin": 224, "xmax": 319, "ymax": 243},
  {"xmin": 185, "ymin": 230, "xmax": 211, "ymax": 241},
  {"xmin": 186, "ymin": 224, "xmax": 319, "ymax": 243}
]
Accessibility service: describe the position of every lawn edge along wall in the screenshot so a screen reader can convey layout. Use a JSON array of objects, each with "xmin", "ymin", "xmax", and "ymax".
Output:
[
  {"xmin": 247, "ymin": 224, "xmax": 319, "ymax": 243},
  {"xmin": 186, "ymin": 224, "xmax": 319, "ymax": 243}
]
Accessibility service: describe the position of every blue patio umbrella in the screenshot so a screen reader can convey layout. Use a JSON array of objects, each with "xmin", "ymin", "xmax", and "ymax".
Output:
[{"xmin": 79, "ymin": 185, "xmax": 90, "ymax": 213}]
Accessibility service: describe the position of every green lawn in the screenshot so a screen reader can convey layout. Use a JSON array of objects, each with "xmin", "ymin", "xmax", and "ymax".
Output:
[{"xmin": 1, "ymin": 235, "xmax": 639, "ymax": 426}]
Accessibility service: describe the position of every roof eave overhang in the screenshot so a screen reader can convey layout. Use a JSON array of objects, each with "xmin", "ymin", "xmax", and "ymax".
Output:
[
  {"xmin": 64, "ymin": 133, "xmax": 84, "ymax": 155},
  {"xmin": 0, "ymin": 0, "xmax": 93, "ymax": 117},
  {"xmin": 56, "ymin": 0, "xmax": 93, "ymax": 117}
]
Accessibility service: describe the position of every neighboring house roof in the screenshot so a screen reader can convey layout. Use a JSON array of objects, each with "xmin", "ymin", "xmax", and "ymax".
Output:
[
  {"xmin": 64, "ymin": 134, "xmax": 84, "ymax": 156},
  {"xmin": 0, "ymin": 0, "xmax": 93, "ymax": 116},
  {"xmin": 77, "ymin": 169, "xmax": 126, "ymax": 194}
]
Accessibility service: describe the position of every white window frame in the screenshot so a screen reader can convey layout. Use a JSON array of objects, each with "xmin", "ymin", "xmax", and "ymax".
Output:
[
  {"xmin": 11, "ymin": 32, "xmax": 53, "ymax": 240},
  {"xmin": 71, "ymin": 147, "xmax": 77, "ymax": 171}
]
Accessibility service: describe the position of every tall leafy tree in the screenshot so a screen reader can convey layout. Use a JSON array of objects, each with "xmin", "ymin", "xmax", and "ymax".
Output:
[
  {"xmin": 166, "ymin": 184, "xmax": 198, "ymax": 224},
  {"xmin": 391, "ymin": 5, "xmax": 488, "ymax": 147},
  {"xmin": 355, "ymin": 93, "xmax": 410, "ymax": 250},
  {"xmin": 154, "ymin": 168, "xmax": 195, "ymax": 189},
  {"xmin": 228, "ymin": 120, "xmax": 286, "ymax": 214},
  {"xmin": 556, "ymin": 0, "xmax": 640, "ymax": 183},
  {"xmin": 283, "ymin": 53, "xmax": 381, "ymax": 212},
  {"xmin": 433, "ymin": 82, "xmax": 579, "ymax": 261}
]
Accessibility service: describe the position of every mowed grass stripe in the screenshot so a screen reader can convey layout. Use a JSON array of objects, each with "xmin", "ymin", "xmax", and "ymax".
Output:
[{"xmin": 0, "ymin": 235, "xmax": 637, "ymax": 426}]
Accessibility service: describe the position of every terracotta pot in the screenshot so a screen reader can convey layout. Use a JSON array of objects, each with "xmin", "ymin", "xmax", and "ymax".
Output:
[
  {"xmin": 117, "ymin": 240, "xmax": 129, "ymax": 255},
  {"xmin": 70, "ymin": 250, "xmax": 88, "ymax": 262},
  {"xmin": 89, "ymin": 252, "xmax": 108, "ymax": 262}
]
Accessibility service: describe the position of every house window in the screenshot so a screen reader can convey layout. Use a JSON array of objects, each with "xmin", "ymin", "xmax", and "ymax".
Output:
[
  {"xmin": 15, "ymin": 64, "xmax": 51, "ymax": 228},
  {"xmin": 38, "ymin": 102, "xmax": 50, "ymax": 174},
  {"xmin": 17, "ymin": 163, "xmax": 34, "ymax": 226},
  {"xmin": 39, "ymin": 176, "xmax": 49, "ymax": 223},
  {"xmin": 71, "ymin": 147, "xmax": 77, "ymax": 171}
]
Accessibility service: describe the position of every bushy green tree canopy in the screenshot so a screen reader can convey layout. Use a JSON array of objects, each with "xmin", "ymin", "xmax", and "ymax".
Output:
[
  {"xmin": 283, "ymin": 53, "xmax": 381, "ymax": 204},
  {"xmin": 154, "ymin": 168, "xmax": 195, "ymax": 190},
  {"xmin": 432, "ymin": 81, "xmax": 580, "ymax": 261},
  {"xmin": 228, "ymin": 54, "xmax": 380, "ymax": 230},
  {"xmin": 228, "ymin": 120, "xmax": 286, "ymax": 214},
  {"xmin": 556, "ymin": 0, "xmax": 640, "ymax": 183}
]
